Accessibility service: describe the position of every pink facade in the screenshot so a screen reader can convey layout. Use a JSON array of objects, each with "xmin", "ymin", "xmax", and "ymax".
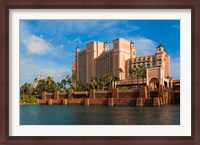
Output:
[{"xmin": 72, "ymin": 38, "xmax": 173, "ymax": 88}]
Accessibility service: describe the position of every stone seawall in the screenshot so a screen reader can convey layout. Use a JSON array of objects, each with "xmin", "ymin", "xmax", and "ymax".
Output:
[{"xmin": 33, "ymin": 85, "xmax": 177, "ymax": 106}]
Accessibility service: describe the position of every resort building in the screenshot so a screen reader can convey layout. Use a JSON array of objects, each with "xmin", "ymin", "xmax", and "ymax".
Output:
[
  {"xmin": 32, "ymin": 76, "xmax": 44, "ymax": 88},
  {"xmin": 72, "ymin": 38, "xmax": 174, "ymax": 89}
]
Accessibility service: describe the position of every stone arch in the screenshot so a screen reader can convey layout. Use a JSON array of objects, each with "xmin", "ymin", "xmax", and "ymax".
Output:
[
  {"xmin": 149, "ymin": 77, "xmax": 159, "ymax": 91},
  {"xmin": 164, "ymin": 81, "xmax": 168, "ymax": 87}
]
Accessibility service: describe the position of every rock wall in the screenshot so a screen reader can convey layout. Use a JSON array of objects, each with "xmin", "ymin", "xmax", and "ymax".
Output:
[{"xmin": 35, "ymin": 86, "xmax": 176, "ymax": 106}]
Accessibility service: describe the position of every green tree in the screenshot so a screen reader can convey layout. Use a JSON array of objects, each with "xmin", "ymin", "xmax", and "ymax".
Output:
[
  {"xmin": 35, "ymin": 76, "xmax": 57, "ymax": 93},
  {"xmin": 118, "ymin": 68, "xmax": 124, "ymax": 86},
  {"xmin": 129, "ymin": 66, "xmax": 135, "ymax": 85},
  {"xmin": 60, "ymin": 79, "xmax": 67, "ymax": 91},
  {"xmin": 132, "ymin": 65, "xmax": 146, "ymax": 88},
  {"xmin": 112, "ymin": 76, "xmax": 119, "ymax": 88},
  {"xmin": 20, "ymin": 83, "xmax": 34, "ymax": 95},
  {"xmin": 66, "ymin": 75, "xmax": 75, "ymax": 90},
  {"xmin": 90, "ymin": 76, "xmax": 97, "ymax": 89},
  {"xmin": 90, "ymin": 76, "xmax": 101, "ymax": 90},
  {"xmin": 102, "ymin": 73, "xmax": 113, "ymax": 90}
]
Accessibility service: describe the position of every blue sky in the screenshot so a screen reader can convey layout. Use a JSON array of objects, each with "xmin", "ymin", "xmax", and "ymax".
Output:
[{"xmin": 20, "ymin": 20, "xmax": 180, "ymax": 86}]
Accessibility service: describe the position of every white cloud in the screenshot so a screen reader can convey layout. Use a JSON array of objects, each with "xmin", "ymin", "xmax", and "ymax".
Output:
[
  {"xmin": 20, "ymin": 21, "xmax": 31, "ymax": 44},
  {"xmin": 26, "ymin": 35, "xmax": 53, "ymax": 54},
  {"xmin": 128, "ymin": 36, "xmax": 158, "ymax": 56},
  {"xmin": 40, "ymin": 68, "xmax": 71, "ymax": 79},
  {"xmin": 20, "ymin": 21, "xmax": 65, "ymax": 55},
  {"xmin": 20, "ymin": 57, "xmax": 71, "ymax": 86},
  {"xmin": 170, "ymin": 57, "xmax": 180, "ymax": 79},
  {"xmin": 58, "ymin": 44, "xmax": 64, "ymax": 49},
  {"xmin": 20, "ymin": 21, "xmax": 52, "ymax": 55},
  {"xmin": 66, "ymin": 38, "xmax": 82, "ymax": 46}
]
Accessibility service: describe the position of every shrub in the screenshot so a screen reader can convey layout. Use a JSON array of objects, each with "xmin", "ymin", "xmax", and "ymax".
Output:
[
  {"xmin": 117, "ymin": 86, "xmax": 128, "ymax": 91},
  {"xmin": 20, "ymin": 98, "xmax": 37, "ymax": 104}
]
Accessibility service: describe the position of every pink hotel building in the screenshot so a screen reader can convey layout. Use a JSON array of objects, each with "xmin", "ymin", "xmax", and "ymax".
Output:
[{"xmin": 72, "ymin": 38, "xmax": 174, "ymax": 89}]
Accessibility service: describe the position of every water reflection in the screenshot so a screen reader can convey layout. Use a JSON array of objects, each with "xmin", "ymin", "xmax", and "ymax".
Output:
[{"xmin": 20, "ymin": 105, "xmax": 180, "ymax": 125}]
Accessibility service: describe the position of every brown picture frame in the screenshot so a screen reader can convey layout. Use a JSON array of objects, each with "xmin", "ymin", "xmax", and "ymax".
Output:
[{"xmin": 1, "ymin": 0, "xmax": 199, "ymax": 144}]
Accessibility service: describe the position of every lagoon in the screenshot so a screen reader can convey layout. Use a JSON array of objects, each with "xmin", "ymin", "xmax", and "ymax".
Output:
[{"xmin": 20, "ymin": 105, "xmax": 180, "ymax": 125}]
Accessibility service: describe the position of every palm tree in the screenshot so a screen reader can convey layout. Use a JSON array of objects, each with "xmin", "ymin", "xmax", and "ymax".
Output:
[
  {"xmin": 118, "ymin": 68, "xmax": 123, "ymax": 86},
  {"xmin": 34, "ymin": 77, "xmax": 57, "ymax": 93},
  {"xmin": 20, "ymin": 83, "xmax": 34, "ymax": 96},
  {"xmin": 66, "ymin": 75, "xmax": 74, "ymax": 90},
  {"xmin": 60, "ymin": 79, "xmax": 67, "ymax": 91},
  {"xmin": 141, "ymin": 69, "xmax": 146, "ymax": 85},
  {"xmin": 90, "ymin": 76, "xmax": 97, "ymax": 89},
  {"xmin": 107, "ymin": 73, "xmax": 113, "ymax": 89},
  {"xmin": 133, "ymin": 65, "xmax": 146, "ymax": 88},
  {"xmin": 112, "ymin": 76, "xmax": 119, "ymax": 88},
  {"xmin": 95, "ymin": 76, "xmax": 101, "ymax": 90},
  {"xmin": 101, "ymin": 73, "xmax": 113, "ymax": 90},
  {"xmin": 129, "ymin": 66, "xmax": 135, "ymax": 85}
]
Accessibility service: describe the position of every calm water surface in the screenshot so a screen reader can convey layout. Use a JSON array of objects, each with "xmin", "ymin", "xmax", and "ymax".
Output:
[{"xmin": 20, "ymin": 105, "xmax": 180, "ymax": 125}]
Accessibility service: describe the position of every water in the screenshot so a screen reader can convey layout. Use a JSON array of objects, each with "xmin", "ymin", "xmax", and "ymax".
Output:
[{"xmin": 20, "ymin": 105, "xmax": 180, "ymax": 125}]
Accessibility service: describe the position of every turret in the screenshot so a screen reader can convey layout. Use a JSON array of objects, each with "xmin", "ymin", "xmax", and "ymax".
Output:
[
  {"xmin": 103, "ymin": 41, "xmax": 109, "ymax": 51},
  {"xmin": 156, "ymin": 44, "xmax": 165, "ymax": 53},
  {"xmin": 130, "ymin": 41, "xmax": 136, "ymax": 58}
]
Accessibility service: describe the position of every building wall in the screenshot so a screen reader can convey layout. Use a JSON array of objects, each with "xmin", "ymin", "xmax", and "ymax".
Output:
[
  {"xmin": 85, "ymin": 41, "xmax": 104, "ymax": 83},
  {"xmin": 72, "ymin": 38, "xmax": 173, "ymax": 87},
  {"xmin": 165, "ymin": 55, "xmax": 170, "ymax": 76},
  {"xmin": 71, "ymin": 62, "xmax": 76, "ymax": 87},
  {"xmin": 112, "ymin": 38, "xmax": 131, "ymax": 79},
  {"xmin": 77, "ymin": 50, "xmax": 86, "ymax": 83},
  {"xmin": 95, "ymin": 50, "xmax": 113, "ymax": 77}
]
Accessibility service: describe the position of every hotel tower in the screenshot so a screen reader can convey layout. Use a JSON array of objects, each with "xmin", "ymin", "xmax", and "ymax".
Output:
[{"xmin": 72, "ymin": 38, "xmax": 173, "ymax": 90}]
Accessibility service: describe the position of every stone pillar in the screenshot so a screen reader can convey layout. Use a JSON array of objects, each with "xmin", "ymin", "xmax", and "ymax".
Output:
[
  {"xmin": 146, "ymin": 85, "xmax": 150, "ymax": 98},
  {"xmin": 108, "ymin": 98, "xmax": 114, "ymax": 106},
  {"xmin": 68, "ymin": 91, "xmax": 73, "ymax": 99},
  {"xmin": 112, "ymin": 88, "xmax": 119, "ymax": 98},
  {"xmin": 54, "ymin": 91, "xmax": 59, "ymax": 100},
  {"xmin": 139, "ymin": 86, "xmax": 147, "ymax": 98},
  {"xmin": 89, "ymin": 89, "xmax": 96, "ymax": 98},
  {"xmin": 42, "ymin": 91, "xmax": 47, "ymax": 100},
  {"xmin": 48, "ymin": 99, "xmax": 53, "ymax": 105},
  {"xmin": 37, "ymin": 99, "xmax": 40, "ymax": 105},
  {"xmin": 136, "ymin": 98, "xmax": 143, "ymax": 106},
  {"xmin": 63, "ymin": 99, "xmax": 68, "ymax": 105},
  {"xmin": 146, "ymin": 68, "xmax": 149, "ymax": 85},
  {"xmin": 159, "ymin": 97, "xmax": 163, "ymax": 105},
  {"xmin": 85, "ymin": 91, "xmax": 88, "ymax": 97},
  {"xmin": 153, "ymin": 97, "xmax": 160, "ymax": 106},
  {"xmin": 165, "ymin": 93, "xmax": 169, "ymax": 104},
  {"xmin": 84, "ymin": 98, "xmax": 90, "ymax": 106}
]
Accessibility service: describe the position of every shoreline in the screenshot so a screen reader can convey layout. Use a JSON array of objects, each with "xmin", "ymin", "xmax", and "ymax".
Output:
[{"xmin": 20, "ymin": 103, "xmax": 38, "ymax": 105}]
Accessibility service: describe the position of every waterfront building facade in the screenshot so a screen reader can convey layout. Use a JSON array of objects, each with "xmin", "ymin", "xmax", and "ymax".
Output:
[{"xmin": 72, "ymin": 38, "xmax": 173, "ymax": 89}]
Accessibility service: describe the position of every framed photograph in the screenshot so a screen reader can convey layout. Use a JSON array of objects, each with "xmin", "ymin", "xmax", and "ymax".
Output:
[{"xmin": 1, "ymin": 0, "xmax": 199, "ymax": 144}]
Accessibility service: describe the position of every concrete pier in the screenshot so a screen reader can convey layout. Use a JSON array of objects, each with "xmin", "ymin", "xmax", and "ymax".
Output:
[
  {"xmin": 153, "ymin": 97, "xmax": 160, "ymax": 106},
  {"xmin": 68, "ymin": 91, "xmax": 73, "ymax": 99},
  {"xmin": 48, "ymin": 99, "xmax": 53, "ymax": 105},
  {"xmin": 84, "ymin": 98, "xmax": 90, "ymax": 106},
  {"xmin": 37, "ymin": 99, "xmax": 40, "ymax": 105},
  {"xmin": 136, "ymin": 98, "xmax": 143, "ymax": 106},
  {"xmin": 112, "ymin": 88, "xmax": 119, "ymax": 98},
  {"xmin": 54, "ymin": 91, "xmax": 59, "ymax": 100},
  {"xmin": 63, "ymin": 99, "xmax": 68, "ymax": 105},
  {"xmin": 139, "ymin": 86, "xmax": 148, "ymax": 98},
  {"xmin": 42, "ymin": 92, "xmax": 47, "ymax": 100},
  {"xmin": 108, "ymin": 98, "xmax": 114, "ymax": 106},
  {"xmin": 28, "ymin": 86, "xmax": 177, "ymax": 106},
  {"xmin": 89, "ymin": 89, "xmax": 96, "ymax": 98}
]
